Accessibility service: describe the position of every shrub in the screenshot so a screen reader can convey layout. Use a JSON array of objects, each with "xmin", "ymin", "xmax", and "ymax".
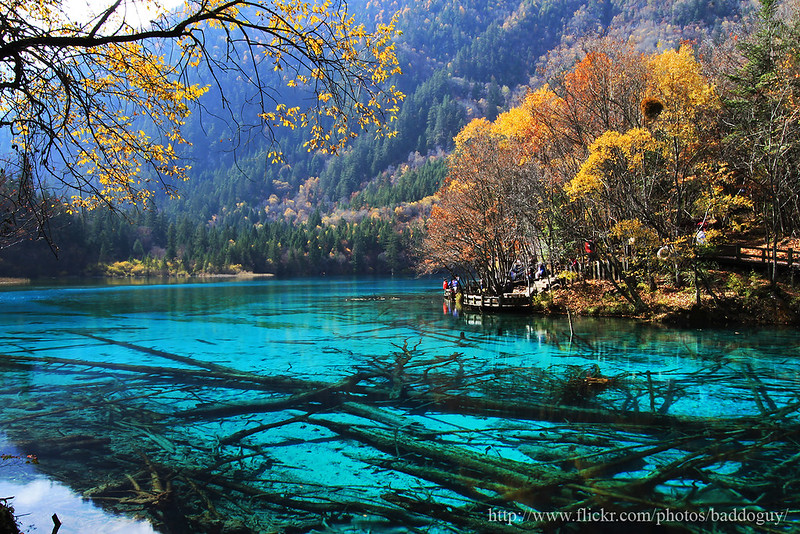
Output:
[{"xmin": 726, "ymin": 271, "xmax": 768, "ymax": 303}]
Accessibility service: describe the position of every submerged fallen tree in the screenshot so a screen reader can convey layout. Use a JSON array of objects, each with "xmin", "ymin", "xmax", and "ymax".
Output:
[{"xmin": 1, "ymin": 337, "xmax": 799, "ymax": 533}]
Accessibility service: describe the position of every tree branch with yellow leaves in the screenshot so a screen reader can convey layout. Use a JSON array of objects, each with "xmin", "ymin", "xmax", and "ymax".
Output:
[{"xmin": 0, "ymin": 0, "xmax": 403, "ymax": 247}]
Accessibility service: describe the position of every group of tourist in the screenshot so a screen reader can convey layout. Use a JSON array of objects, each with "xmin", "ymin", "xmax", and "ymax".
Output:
[
  {"xmin": 443, "ymin": 276, "xmax": 462, "ymax": 299},
  {"xmin": 442, "ymin": 222, "xmax": 712, "ymax": 300},
  {"xmin": 507, "ymin": 262, "xmax": 549, "ymax": 287}
]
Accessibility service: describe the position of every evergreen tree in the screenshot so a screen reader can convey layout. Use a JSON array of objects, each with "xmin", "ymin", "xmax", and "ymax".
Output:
[
  {"xmin": 132, "ymin": 239, "xmax": 145, "ymax": 259},
  {"xmin": 486, "ymin": 78, "xmax": 503, "ymax": 121},
  {"xmin": 724, "ymin": 0, "xmax": 800, "ymax": 281},
  {"xmin": 166, "ymin": 223, "xmax": 177, "ymax": 260}
]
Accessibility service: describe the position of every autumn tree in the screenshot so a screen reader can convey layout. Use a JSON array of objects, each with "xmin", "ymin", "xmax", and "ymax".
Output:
[
  {"xmin": 539, "ymin": 40, "xmax": 652, "ymax": 262},
  {"xmin": 557, "ymin": 43, "xmax": 647, "ymax": 148},
  {"xmin": 646, "ymin": 44, "xmax": 722, "ymax": 237},
  {"xmin": 566, "ymin": 44, "xmax": 722, "ymax": 243},
  {"xmin": 564, "ymin": 127, "xmax": 661, "ymax": 309},
  {"xmin": 420, "ymin": 119, "xmax": 531, "ymax": 295},
  {"xmin": 0, "ymin": 0, "xmax": 403, "ymax": 247},
  {"xmin": 494, "ymin": 87, "xmax": 576, "ymax": 275},
  {"xmin": 561, "ymin": 43, "xmax": 724, "ymax": 299}
]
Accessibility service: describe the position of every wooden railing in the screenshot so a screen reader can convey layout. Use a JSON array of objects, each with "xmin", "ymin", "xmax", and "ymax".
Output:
[
  {"xmin": 444, "ymin": 291, "xmax": 533, "ymax": 309},
  {"xmin": 462, "ymin": 292, "xmax": 532, "ymax": 309},
  {"xmin": 569, "ymin": 259, "xmax": 627, "ymax": 282},
  {"xmin": 559, "ymin": 244, "xmax": 799, "ymax": 284},
  {"xmin": 712, "ymin": 245, "xmax": 795, "ymax": 268}
]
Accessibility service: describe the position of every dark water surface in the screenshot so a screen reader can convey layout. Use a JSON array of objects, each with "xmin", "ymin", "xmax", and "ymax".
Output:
[{"xmin": 0, "ymin": 278, "xmax": 798, "ymax": 532}]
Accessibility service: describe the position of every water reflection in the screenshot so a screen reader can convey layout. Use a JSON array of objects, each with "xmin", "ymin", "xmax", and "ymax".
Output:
[
  {"xmin": 0, "ymin": 435, "xmax": 159, "ymax": 533},
  {"xmin": 0, "ymin": 479, "xmax": 160, "ymax": 534}
]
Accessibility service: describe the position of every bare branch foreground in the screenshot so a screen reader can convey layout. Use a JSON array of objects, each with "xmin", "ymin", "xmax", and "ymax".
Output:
[{"xmin": 1, "ymin": 333, "xmax": 799, "ymax": 533}]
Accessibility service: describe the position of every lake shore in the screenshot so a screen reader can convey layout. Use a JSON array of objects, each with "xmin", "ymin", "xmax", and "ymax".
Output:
[
  {"xmin": 533, "ymin": 276, "xmax": 800, "ymax": 328},
  {"xmin": 193, "ymin": 271, "xmax": 275, "ymax": 279}
]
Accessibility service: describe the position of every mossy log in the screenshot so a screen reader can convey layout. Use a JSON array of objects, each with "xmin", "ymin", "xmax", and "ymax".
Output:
[
  {"xmin": 308, "ymin": 416, "xmax": 560, "ymax": 497},
  {"xmin": 1, "ymin": 352, "xmax": 327, "ymax": 392},
  {"xmin": 418, "ymin": 392, "xmax": 798, "ymax": 438}
]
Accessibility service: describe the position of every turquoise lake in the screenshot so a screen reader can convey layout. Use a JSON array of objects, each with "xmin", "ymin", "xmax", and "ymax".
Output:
[{"xmin": 0, "ymin": 277, "xmax": 798, "ymax": 533}]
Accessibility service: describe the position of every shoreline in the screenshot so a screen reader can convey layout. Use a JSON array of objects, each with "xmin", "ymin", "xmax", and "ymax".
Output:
[
  {"xmin": 192, "ymin": 272, "xmax": 275, "ymax": 279},
  {"xmin": 94, "ymin": 270, "xmax": 276, "ymax": 280},
  {"xmin": 529, "ymin": 279, "xmax": 800, "ymax": 328},
  {"xmin": 0, "ymin": 272, "xmax": 274, "ymax": 285},
  {"xmin": 0, "ymin": 277, "xmax": 30, "ymax": 285}
]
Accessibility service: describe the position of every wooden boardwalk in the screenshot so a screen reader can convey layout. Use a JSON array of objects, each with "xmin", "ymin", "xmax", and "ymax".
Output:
[
  {"xmin": 461, "ymin": 292, "xmax": 532, "ymax": 310},
  {"xmin": 446, "ymin": 278, "xmax": 554, "ymax": 312}
]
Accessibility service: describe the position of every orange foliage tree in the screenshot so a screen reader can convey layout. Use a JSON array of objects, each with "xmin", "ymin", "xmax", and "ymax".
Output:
[
  {"xmin": 420, "ymin": 119, "xmax": 531, "ymax": 295},
  {"xmin": 559, "ymin": 44, "xmax": 648, "ymax": 148}
]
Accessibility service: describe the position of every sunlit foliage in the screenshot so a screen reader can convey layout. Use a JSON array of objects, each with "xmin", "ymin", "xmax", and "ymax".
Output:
[{"xmin": 422, "ymin": 37, "xmax": 736, "ymax": 303}]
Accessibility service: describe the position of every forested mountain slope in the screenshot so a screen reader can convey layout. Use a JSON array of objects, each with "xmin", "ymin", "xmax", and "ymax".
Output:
[{"xmin": 167, "ymin": 0, "xmax": 748, "ymax": 226}]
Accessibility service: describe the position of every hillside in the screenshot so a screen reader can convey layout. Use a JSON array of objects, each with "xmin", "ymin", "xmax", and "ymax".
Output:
[{"xmin": 161, "ymin": 0, "xmax": 749, "ymax": 224}]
